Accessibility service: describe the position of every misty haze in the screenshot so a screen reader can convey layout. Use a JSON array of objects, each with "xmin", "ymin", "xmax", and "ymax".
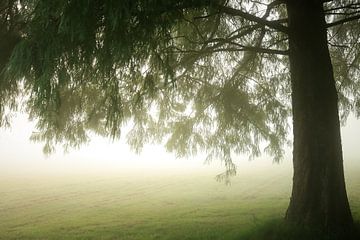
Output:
[
  {"xmin": 1, "ymin": 113, "xmax": 360, "ymax": 240},
  {"xmin": 1, "ymin": 0, "xmax": 360, "ymax": 239}
]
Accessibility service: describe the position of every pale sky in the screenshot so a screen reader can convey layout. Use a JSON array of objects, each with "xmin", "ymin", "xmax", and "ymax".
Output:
[{"xmin": 0, "ymin": 112, "xmax": 359, "ymax": 176}]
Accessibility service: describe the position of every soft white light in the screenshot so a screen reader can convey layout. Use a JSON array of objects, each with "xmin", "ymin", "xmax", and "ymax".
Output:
[{"xmin": 1, "ymin": 112, "xmax": 359, "ymax": 176}]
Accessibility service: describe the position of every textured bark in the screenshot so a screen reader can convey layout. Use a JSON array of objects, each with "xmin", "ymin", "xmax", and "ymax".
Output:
[{"xmin": 285, "ymin": 0, "xmax": 353, "ymax": 231}]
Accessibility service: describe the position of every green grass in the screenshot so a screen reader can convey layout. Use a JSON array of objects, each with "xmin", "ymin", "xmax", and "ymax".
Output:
[
  {"xmin": 238, "ymin": 219, "xmax": 360, "ymax": 240},
  {"xmin": 0, "ymin": 162, "xmax": 359, "ymax": 240}
]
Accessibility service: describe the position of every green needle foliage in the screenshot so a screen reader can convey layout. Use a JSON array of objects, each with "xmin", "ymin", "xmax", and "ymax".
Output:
[{"xmin": 1, "ymin": 0, "xmax": 360, "ymax": 178}]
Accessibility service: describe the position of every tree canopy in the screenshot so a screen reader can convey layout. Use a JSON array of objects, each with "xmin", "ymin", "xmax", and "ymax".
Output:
[{"xmin": 1, "ymin": 0, "xmax": 360, "ymax": 178}]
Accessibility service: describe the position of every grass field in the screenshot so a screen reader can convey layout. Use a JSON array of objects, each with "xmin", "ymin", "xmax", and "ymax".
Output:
[{"xmin": 0, "ymin": 161, "xmax": 359, "ymax": 240}]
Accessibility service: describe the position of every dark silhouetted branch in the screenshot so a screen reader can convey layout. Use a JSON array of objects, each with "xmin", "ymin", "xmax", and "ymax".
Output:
[
  {"xmin": 170, "ymin": 46, "xmax": 289, "ymax": 55},
  {"xmin": 324, "ymin": 3, "xmax": 360, "ymax": 12},
  {"xmin": 214, "ymin": 5, "xmax": 288, "ymax": 34},
  {"xmin": 326, "ymin": 14, "xmax": 360, "ymax": 27}
]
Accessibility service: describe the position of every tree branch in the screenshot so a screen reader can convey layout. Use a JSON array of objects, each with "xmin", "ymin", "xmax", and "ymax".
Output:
[
  {"xmin": 326, "ymin": 14, "xmax": 360, "ymax": 28},
  {"xmin": 262, "ymin": 0, "xmax": 285, "ymax": 19},
  {"xmin": 214, "ymin": 5, "xmax": 288, "ymax": 34},
  {"xmin": 325, "ymin": 11, "xmax": 360, "ymax": 16},
  {"xmin": 324, "ymin": 3, "xmax": 360, "ymax": 13},
  {"xmin": 170, "ymin": 45, "xmax": 289, "ymax": 56},
  {"xmin": 235, "ymin": 46, "xmax": 289, "ymax": 55}
]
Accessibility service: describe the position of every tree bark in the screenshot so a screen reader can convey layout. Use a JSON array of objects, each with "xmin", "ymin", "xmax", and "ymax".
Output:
[{"xmin": 285, "ymin": 0, "xmax": 353, "ymax": 232}]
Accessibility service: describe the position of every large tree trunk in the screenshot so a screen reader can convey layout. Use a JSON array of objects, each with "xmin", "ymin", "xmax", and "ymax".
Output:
[{"xmin": 285, "ymin": 0, "xmax": 353, "ymax": 231}]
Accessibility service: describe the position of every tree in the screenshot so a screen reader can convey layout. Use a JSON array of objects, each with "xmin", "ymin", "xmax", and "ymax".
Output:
[{"xmin": 1, "ymin": 0, "xmax": 360, "ymax": 236}]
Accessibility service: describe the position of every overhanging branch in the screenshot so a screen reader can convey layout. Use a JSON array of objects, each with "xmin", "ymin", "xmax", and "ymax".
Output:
[
  {"xmin": 326, "ymin": 14, "xmax": 360, "ymax": 28},
  {"xmin": 214, "ymin": 5, "xmax": 288, "ymax": 34},
  {"xmin": 324, "ymin": 3, "xmax": 360, "ymax": 13},
  {"xmin": 233, "ymin": 46, "xmax": 289, "ymax": 55},
  {"xmin": 170, "ymin": 46, "xmax": 289, "ymax": 56}
]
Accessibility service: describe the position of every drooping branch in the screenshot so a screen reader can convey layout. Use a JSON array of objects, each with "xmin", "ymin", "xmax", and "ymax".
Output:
[
  {"xmin": 326, "ymin": 14, "xmax": 360, "ymax": 28},
  {"xmin": 204, "ymin": 34, "xmax": 289, "ymax": 55},
  {"xmin": 326, "ymin": 11, "xmax": 360, "ymax": 16},
  {"xmin": 171, "ymin": 45, "xmax": 289, "ymax": 56},
  {"xmin": 171, "ymin": 25, "xmax": 289, "ymax": 57},
  {"xmin": 324, "ymin": 3, "xmax": 360, "ymax": 13},
  {"xmin": 262, "ymin": 0, "xmax": 285, "ymax": 19},
  {"xmin": 214, "ymin": 4, "xmax": 288, "ymax": 34}
]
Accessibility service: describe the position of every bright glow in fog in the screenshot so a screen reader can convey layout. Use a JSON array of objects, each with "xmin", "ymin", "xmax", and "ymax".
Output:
[
  {"xmin": 0, "ymin": 113, "xmax": 219, "ymax": 175},
  {"xmin": 0, "ymin": 112, "xmax": 359, "ymax": 176}
]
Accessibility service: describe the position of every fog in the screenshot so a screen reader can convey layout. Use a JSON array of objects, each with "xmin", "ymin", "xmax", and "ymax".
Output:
[{"xmin": 0, "ymin": 112, "xmax": 359, "ymax": 177}]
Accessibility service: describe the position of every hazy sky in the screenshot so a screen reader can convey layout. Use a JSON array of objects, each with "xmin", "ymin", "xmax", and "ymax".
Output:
[{"xmin": 0, "ymin": 112, "xmax": 359, "ymax": 175}]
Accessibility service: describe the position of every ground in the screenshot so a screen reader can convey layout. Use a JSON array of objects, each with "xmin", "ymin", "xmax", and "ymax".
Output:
[{"xmin": 0, "ymin": 160, "xmax": 359, "ymax": 240}]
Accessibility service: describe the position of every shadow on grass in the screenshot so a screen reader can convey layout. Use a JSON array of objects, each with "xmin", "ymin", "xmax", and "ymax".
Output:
[{"xmin": 238, "ymin": 219, "xmax": 360, "ymax": 240}]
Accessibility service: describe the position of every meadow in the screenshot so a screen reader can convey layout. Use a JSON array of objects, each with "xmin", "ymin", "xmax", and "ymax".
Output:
[{"xmin": 0, "ymin": 161, "xmax": 359, "ymax": 240}]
